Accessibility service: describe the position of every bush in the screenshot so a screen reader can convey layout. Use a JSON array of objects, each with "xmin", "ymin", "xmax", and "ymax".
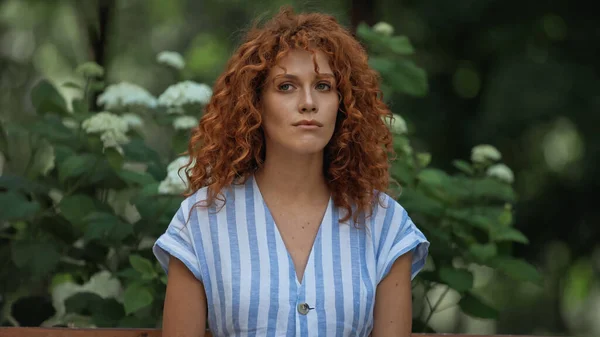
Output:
[{"xmin": 0, "ymin": 23, "xmax": 539, "ymax": 330}]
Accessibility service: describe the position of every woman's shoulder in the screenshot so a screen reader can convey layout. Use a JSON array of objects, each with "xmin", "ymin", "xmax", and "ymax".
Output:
[
  {"xmin": 177, "ymin": 181, "xmax": 245, "ymax": 217},
  {"xmin": 372, "ymin": 190, "xmax": 405, "ymax": 212}
]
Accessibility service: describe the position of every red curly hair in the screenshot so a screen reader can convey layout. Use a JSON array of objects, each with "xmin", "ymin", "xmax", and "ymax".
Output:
[{"xmin": 184, "ymin": 6, "xmax": 396, "ymax": 223}]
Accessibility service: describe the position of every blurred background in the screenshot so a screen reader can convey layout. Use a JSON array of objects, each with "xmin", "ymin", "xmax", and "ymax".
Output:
[{"xmin": 0, "ymin": 0, "xmax": 599, "ymax": 336}]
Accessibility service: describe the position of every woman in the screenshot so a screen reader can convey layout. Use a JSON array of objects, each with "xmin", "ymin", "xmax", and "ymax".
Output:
[{"xmin": 153, "ymin": 6, "xmax": 429, "ymax": 337}]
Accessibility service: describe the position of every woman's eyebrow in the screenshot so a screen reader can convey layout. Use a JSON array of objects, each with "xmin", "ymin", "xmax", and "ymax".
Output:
[{"xmin": 272, "ymin": 73, "xmax": 335, "ymax": 81}]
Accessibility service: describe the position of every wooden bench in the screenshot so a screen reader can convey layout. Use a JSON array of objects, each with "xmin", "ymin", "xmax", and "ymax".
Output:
[{"xmin": 0, "ymin": 328, "xmax": 545, "ymax": 337}]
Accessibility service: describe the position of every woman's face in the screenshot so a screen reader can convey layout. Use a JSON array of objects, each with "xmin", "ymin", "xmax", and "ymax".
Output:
[{"xmin": 260, "ymin": 49, "xmax": 339, "ymax": 156}]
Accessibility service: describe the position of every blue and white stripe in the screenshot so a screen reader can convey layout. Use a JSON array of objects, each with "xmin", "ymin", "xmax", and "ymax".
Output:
[{"xmin": 153, "ymin": 175, "xmax": 429, "ymax": 337}]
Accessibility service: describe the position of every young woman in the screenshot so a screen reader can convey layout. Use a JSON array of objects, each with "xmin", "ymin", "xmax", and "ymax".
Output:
[{"xmin": 153, "ymin": 7, "xmax": 429, "ymax": 337}]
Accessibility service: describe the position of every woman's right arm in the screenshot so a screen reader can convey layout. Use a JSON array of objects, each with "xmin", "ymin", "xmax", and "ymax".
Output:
[{"xmin": 162, "ymin": 256, "xmax": 207, "ymax": 337}]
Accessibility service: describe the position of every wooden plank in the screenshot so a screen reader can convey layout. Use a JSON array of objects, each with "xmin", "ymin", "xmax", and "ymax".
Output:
[
  {"xmin": 0, "ymin": 328, "xmax": 163, "ymax": 337},
  {"xmin": 0, "ymin": 328, "xmax": 547, "ymax": 337}
]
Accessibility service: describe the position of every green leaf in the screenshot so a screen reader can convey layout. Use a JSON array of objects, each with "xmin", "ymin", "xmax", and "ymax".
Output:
[
  {"xmin": 491, "ymin": 227, "xmax": 529, "ymax": 244},
  {"xmin": 371, "ymin": 57, "xmax": 428, "ymax": 97},
  {"xmin": 417, "ymin": 169, "xmax": 448, "ymax": 186},
  {"xmin": 123, "ymin": 284, "xmax": 153, "ymax": 314},
  {"xmin": 452, "ymin": 160, "xmax": 474, "ymax": 175},
  {"xmin": 459, "ymin": 293, "xmax": 498, "ymax": 319},
  {"xmin": 31, "ymin": 79, "xmax": 68, "ymax": 115},
  {"xmin": 65, "ymin": 292, "xmax": 104, "ymax": 313},
  {"xmin": 0, "ymin": 174, "xmax": 48, "ymax": 194},
  {"xmin": 160, "ymin": 275, "xmax": 168, "ymax": 285},
  {"xmin": 471, "ymin": 177, "xmax": 517, "ymax": 202},
  {"xmin": 84, "ymin": 212, "xmax": 133, "ymax": 243},
  {"xmin": 139, "ymin": 182, "xmax": 160, "ymax": 197},
  {"xmin": 562, "ymin": 259, "xmax": 594, "ymax": 310},
  {"xmin": 356, "ymin": 23, "xmax": 415, "ymax": 56},
  {"xmin": 59, "ymin": 194, "xmax": 97, "ymax": 226},
  {"xmin": 58, "ymin": 153, "xmax": 98, "ymax": 183},
  {"xmin": 398, "ymin": 189, "xmax": 445, "ymax": 218},
  {"xmin": 26, "ymin": 139, "xmax": 55, "ymax": 179},
  {"xmin": 0, "ymin": 191, "xmax": 40, "ymax": 221},
  {"xmin": 72, "ymin": 99, "xmax": 87, "ymax": 114},
  {"xmin": 439, "ymin": 266, "xmax": 474, "ymax": 292},
  {"xmin": 416, "ymin": 152, "xmax": 431, "ymax": 168},
  {"xmin": 29, "ymin": 115, "xmax": 74, "ymax": 143},
  {"xmin": 173, "ymin": 130, "xmax": 190, "ymax": 154},
  {"xmin": 92, "ymin": 298, "xmax": 125, "ymax": 327},
  {"xmin": 492, "ymin": 257, "xmax": 542, "ymax": 284},
  {"xmin": 391, "ymin": 160, "xmax": 414, "ymax": 184},
  {"xmin": 129, "ymin": 255, "xmax": 157, "ymax": 279},
  {"xmin": 388, "ymin": 36, "xmax": 415, "ymax": 55},
  {"xmin": 116, "ymin": 268, "xmax": 140, "ymax": 280},
  {"xmin": 10, "ymin": 241, "xmax": 61, "ymax": 278},
  {"xmin": 122, "ymin": 138, "xmax": 162, "ymax": 164},
  {"xmin": 62, "ymin": 81, "xmax": 82, "ymax": 89},
  {"xmin": 446, "ymin": 209, "xmax": 491, "ymax": 230},
  {"xmin": 469, "ymin": 243, "xmax": 498, "ymax": 262},
  {"xmin": 105, "ymin": 147, "xmax": 124, "ymax": 170},
  {"xmin": 117, "ymin": 170, "xmax": 156, "ymax": 186}
]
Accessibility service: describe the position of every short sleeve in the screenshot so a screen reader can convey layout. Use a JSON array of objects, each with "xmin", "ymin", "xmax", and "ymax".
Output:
[
  {"xmin": 376, "ymin": 197, "xmax": 430, "ymax": 283},
  {"xmin": 152, "ymin": 200, "xmax": 203, "ymax": 282}
]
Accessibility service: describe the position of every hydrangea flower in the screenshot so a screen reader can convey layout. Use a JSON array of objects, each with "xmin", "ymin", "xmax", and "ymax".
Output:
[
  {"xmin": 390, "ymin": 113, "xmax": 407, "ymax": 134},
  {"xmin": 158, "ymin": 81, "xmax": 212, "ymax": 110},
  {"xmin": 121, "ymin": 113, "xmax": 144, "ymax": 129},
  {"xmin": 173, "ymin": 115, "xmax": 198, "ymax": 130},
  {"xmin": 158, "ymin": 156, "xmax": 191, "ymax": 194},
  {"xmin": 82, "ymin": 112, "xmax": 128, "ymax": 134},
  {"xmin": 486, "ymin": 163, "xmax": 514, "ymax": 184},
  {"xmin": 82, "ymin": 112, "xmax": 129, "ymax": 154},
  {"xmin": 373, "ymin": 22, "xmax": 394, "ymax": 36},
  {"xmin": 50, "ymin": 271, "xmax": 121, "ymax": 320},
  {"xmin": 156, "ymin": 51, "xmax": 185, "ymax": 70},
  {"xmin": 97, "ymin": 82, "xmax": 157, "ymax": 109},
  {"xmin": 471, "ymin": 144, "xmax": 502, "ymax": 163}
]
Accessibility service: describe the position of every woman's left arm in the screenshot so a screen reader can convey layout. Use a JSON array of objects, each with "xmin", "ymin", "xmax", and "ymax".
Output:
[{"xmin": 371, "ymin": 251, "xmax": 414, "ymax": 337}]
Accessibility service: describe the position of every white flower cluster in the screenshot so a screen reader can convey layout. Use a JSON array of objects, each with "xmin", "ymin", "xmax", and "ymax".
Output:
[
  {"xmin": 158, "ymin": 81, "xmax": 212, "ymax": 110},
  {"xmin": 82, "ymin": 112, "xmax": 129, "ymax": 154},
  {"xmin": 373, "ymin": 22, "xmax": 394, "ymax": 36},
  {"xmin": 390, "ymin": 113, "xmax": 408, "ymax": 134},
  {"xmin": 49, "ymin": 271, "xmax": 121, "ymax": 323},
  {"xmin": 97, "ymin": 82, "xmax": 157, "ymax": 109},
  {"xmin": 173, "ymin": 115, "xmax": 198, "ymax": 130},
  {"xmin": 121, "ymin": 113, "xmax": 144, "ymax": 129},
  {"xmin": 486, "ymin": 163, "xmax": 515, "ymax": 184},
  {"xmin": 157, "ymin": 51, "xmax": 185, "ymax": 70},
  {"xmin": 471, "ymin": 144, "xmax": 515, "ymax": 183},
  {"xmin": 471, "ymin": 144, "xmax": 502, "ymax": 163},
  {"xmin": 158, "ymin": 156, "xmax": 191, "ymax": 195}
]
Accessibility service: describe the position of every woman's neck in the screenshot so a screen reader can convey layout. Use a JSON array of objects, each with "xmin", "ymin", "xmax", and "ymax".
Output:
[{"xmin": 254, "ymin": 148, "xmax": 329, "ymax": 203}]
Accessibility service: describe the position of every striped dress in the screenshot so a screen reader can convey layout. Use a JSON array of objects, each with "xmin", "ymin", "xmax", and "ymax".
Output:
[{"xmin": 153, "ymin": 175, "xmax": 429, "ymax": 337}]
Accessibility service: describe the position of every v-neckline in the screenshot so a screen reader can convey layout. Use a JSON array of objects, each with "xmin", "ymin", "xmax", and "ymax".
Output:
[{"xmin": 251, "ymin": 175, "xmax": 331, "ymax": 286}]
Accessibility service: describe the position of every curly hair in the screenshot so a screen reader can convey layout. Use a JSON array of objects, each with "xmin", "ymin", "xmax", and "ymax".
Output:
[{"xmin": 184, "ymin": 6, "xmax": 396, "ymax": 223}]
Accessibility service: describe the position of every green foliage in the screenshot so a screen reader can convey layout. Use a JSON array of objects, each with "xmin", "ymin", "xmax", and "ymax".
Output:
[
  {"xmin": 359, "ymin": 22, "xmax": 540, "ymax": 330},
  {"xmin": 0, "ymin": 58, "xmax": 198, "ymax": 327},
  {"xmin": 0, "ymin": 22, "xmax": 539, "ymax": 332}
]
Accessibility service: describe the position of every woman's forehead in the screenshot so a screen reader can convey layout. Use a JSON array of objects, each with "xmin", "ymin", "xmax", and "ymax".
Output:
[{"xmin": 268, "ymin": 49, "xmax": 333, "ymax": 77}]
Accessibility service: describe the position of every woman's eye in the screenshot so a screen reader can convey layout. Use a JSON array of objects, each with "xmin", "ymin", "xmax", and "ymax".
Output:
[
  {"xmin": 316, "ymin": 83, "xmax": 331, "ymax": 90},
  {"xmin": 278, "ymin": 83, "xmax": 293, "ymax": 91}
]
